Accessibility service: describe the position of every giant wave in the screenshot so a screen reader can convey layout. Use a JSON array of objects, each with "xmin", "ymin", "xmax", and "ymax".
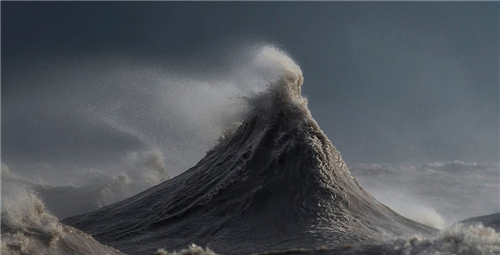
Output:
[{"xmin": 63, "ymin": 47, "xmax": 435, "ymax": 254}]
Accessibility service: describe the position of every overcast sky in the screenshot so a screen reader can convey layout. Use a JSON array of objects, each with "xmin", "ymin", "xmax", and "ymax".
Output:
[{"xmin": 2, "ymin": 2, "xmax": 499, "ymax": 176}]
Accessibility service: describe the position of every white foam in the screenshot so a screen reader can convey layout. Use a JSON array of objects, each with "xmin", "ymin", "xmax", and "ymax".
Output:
[
  {"xmin": 154, "ymin": 244, "xmax": 218, "ymax": 255},
  {"xmin": 1, "ymin": 185, "xmax": 124, "ymax": 255},
  {"xmin": 390, "ymin": 224, "xmax": 500, "ymax": 254}
]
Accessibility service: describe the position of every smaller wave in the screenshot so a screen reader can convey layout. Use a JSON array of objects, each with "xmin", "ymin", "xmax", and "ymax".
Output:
[
  {"xmin": 1, "ymin": 150, "xmax": 170, "ymax": 219},
  {"xmin": 1, "ymin": 186, "xmax": 124, "ymax": 255}
]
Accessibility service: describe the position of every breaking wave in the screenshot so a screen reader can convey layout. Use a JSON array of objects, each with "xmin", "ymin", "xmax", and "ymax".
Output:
[
  {"xmin": 63, "ymin": 46, "xmax": 436, "ymax": 254},
  {"xmin": 2, "ymin": 150, "xmax": 170, "ymax": 219},
  {"xmin": 1, "ymin": 186, "xmax": 125, "ymax": 255}
]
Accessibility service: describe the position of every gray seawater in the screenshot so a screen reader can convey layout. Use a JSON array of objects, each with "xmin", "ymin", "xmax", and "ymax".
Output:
[{"xmin": 2, "ymin": 46, "xmax": 499, "ymax": 255}]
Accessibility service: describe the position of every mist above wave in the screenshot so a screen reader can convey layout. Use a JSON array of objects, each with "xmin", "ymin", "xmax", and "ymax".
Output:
[
  {"xmin": 3, "ymin": 44, "xmax": 297, "ymax": 182},
  {"xmin": 2, "ymin": 45, "xmax": 302, "ymax": 217}
]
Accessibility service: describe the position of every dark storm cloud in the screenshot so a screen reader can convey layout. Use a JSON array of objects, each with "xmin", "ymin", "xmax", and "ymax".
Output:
[{"xmin": 2, "ymin": 2, "xmax": 499, "ymax": 172}]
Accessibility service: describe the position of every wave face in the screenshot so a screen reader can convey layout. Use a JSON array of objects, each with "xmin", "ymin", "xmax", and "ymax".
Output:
[{"xmin": 63, "ymin": 47, "xmax": 435, "ymax": 254}]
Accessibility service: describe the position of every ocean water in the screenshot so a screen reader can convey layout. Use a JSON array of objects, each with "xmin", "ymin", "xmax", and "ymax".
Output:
[{"xmin": 2, "ymin": 46, "xmax": 499, "ymax": 255}]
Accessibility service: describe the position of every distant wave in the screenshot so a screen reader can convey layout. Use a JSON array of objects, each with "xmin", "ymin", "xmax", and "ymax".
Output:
[
  {"xmin": 460, "ymin": 212, "xmax": 500, "ymax": 232},
  {"xmin": 350, "ymin": 161, "xmax": 500, "ymax": 227}
]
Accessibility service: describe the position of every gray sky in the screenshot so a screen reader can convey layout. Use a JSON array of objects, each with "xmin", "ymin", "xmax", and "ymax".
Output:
[{"xmin": 2, "ymin": 2, "xmax": 499, "ymax": 176}]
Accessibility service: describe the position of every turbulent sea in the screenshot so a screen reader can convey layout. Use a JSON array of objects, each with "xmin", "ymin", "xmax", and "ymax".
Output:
[{"xmin": 2, "ymin": 46, "xmax": 499, "ymax": 255}]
